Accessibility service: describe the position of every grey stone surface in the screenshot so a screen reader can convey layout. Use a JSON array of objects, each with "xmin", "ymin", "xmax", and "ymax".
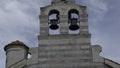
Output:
[{"xmin": 4, "ymin": 0, "xmax": 120, "ymax": 68}]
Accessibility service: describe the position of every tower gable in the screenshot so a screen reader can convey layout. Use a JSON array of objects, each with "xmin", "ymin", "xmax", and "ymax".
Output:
[
  {"xmin": 40, "ymin": 0, "xmax": 89, "ymax": 36},
  {"xmin": 52, "ymin": 0, "xmax": 75, "ymax": 5}
]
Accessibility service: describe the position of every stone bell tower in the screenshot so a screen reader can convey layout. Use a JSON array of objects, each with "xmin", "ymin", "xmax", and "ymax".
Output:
[
  {"xmin": 38, "ymin": 0, "xmax": 120, "ymax": 68},
  {"xmin": 39, "ymin": 0, "xmax": 88, "ymax": 35},
  {"xmin": 38, "ymin": 0, "xmax": 98, "ymax": 67},
  {"xmin": 4, "ymin": 0, "xmax": 120, "ymax": 68}
]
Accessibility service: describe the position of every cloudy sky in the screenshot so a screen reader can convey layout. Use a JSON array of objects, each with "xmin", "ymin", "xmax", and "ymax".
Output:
[{"xmin": 0, "ymin": 0, "xmax": 120, "ymax": 68}]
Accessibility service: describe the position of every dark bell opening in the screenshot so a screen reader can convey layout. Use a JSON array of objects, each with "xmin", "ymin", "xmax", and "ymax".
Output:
[
  {"xmin": 69, "ymin": 18, "xmax": 79, "ymax": 31},
  {"xmin": 49, "ymin": 25, "xmax": 59, "ymax": 30},
  {"xmin": 69, "ymin": 25, "xmax": 79, "ymax": 30},
  {"xmin": 49, "ymin": 19, "xmax": 59, "ymax": 30},
  {"xmin": 61, "ymin": 0, "xmax": 65, "ymax": 1}
]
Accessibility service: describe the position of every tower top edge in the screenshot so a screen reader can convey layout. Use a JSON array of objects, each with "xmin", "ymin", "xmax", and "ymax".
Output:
[{"xmin": 4, "ymin": 40, "xmax": 29, "ymax": 51}]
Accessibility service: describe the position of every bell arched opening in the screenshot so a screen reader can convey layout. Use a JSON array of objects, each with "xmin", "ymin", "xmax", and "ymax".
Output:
[
  {"xmin": 49, "ymin": 10, "xmax": 60, "ymax": 35},
  {"xmin": 61, "ymin": 0, "xmax": 66, "ymax": 1},
  {"xmin": 68, "ymin": 9, "xmax": 80, "ymax": 34},
  {"xmin": 69, "ymin": 18, "xmax": 79, "ymax": 30},
  {"xmin": 49, "ymin": 19, "xmax": 59, "ymax": 30}
]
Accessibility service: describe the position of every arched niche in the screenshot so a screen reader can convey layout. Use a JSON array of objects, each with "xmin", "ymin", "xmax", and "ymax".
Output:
[
  {"xmin": 68, "ymin": 9, "xmax": 79, "ymax": 19},
  {"xmin": 48, "ymin": 10, "xmax": 60, "ymax": 35},
  {"xmin": 68, "ymin": 9, "xmax": 80, "ymax": 34}
]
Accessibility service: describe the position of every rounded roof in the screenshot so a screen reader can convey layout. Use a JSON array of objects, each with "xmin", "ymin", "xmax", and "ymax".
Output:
[{"xmin": 4, "ymin": 40, "xmax": 29, "ymax": 51}]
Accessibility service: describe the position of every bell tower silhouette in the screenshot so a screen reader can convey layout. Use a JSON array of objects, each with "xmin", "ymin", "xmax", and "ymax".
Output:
[
  {"xmin": 38, "ymin": 0, "xmax": 93, "ymax": 67},
  {"xmin": 37, "ymin": 0, "xmax": 120, "ymax": 68}
]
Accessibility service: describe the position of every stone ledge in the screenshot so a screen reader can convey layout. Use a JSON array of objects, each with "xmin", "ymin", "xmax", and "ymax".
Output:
[
  {"xmin": 104, "ymin": 58, "xmax": 120, "ymax": 68},
  {"xmin": 39, "ymin": 45, "xmax": 91, "ymax": 51},
  {"xmin": 39, "ymin": 34, "xmax": 91, "ymax": 40},
  {"xmin": 39, "ymin": 57, "xmax": 92, "ymax": 63},
  {"xmin": 37, "ymin": 62, "xmax": 104, "ymax": 68}
]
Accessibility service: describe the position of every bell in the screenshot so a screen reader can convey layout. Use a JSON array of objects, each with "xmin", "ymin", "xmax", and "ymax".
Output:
[
  {"xmin": 69, "ymin": 18, "xmax": 79, "ymax": 30},
  {"xmin": 49, "ymin": 19, "xmax": 59, "ymax": 30}
]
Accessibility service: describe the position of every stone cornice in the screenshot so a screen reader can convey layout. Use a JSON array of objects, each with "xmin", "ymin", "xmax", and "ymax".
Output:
[{"xmin": 4, "ymin": 40, "xmax": 29, "ymax": 51}]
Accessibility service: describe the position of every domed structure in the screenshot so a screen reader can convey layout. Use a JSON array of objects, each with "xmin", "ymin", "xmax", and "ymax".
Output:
[
  {"xmin": 4, "ymin": 40, "xmax": 29, "ymax": 51},
  {"xmin": 4, "ymin": 40, "xmax": 29, "ymax": 68}
]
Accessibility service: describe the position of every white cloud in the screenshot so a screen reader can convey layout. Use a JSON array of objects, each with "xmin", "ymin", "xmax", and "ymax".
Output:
[
  {"xmin": 78, "ymin": 0, "xmax": 108, "ymax": 25},
  {"xmin": 85, "ymin": 0, "xmax": 108, "ymax": 12},
  {"xmin": 0, "ymin": 0, "xmax": 50, "ymax": 68}
]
